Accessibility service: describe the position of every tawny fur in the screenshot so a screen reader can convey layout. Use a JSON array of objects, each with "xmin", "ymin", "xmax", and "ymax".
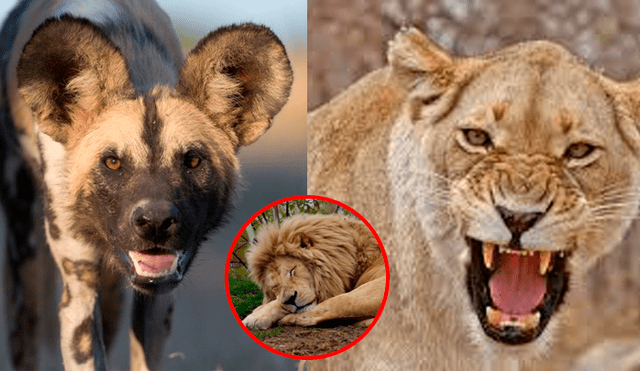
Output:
[{"xmin": 308, "ymin": 27, "xmax": 640, "ymax": 371}]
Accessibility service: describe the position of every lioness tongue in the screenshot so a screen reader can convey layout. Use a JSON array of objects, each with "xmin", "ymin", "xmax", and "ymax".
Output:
[
  {"xmin": 129, "ymin": 251, "xmax": 176, "ymax": 275},
  {"xmin": 489, "ymin": 252, "xmax": 546, "ymax": 315}
]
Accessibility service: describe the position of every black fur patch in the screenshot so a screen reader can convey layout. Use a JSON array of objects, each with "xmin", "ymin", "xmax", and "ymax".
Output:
[
  {"xmin": 142, "ymin": 95, "xmax": 163, "ymax": 167},
  {"xmin": 71, "ymin": 316, "xmax": 93, "ymax": 364}
]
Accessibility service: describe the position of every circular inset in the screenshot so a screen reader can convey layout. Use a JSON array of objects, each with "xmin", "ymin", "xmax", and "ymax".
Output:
[{"xmin": 225, "ymin": 195, "xmax": 389, "ymax": 360}]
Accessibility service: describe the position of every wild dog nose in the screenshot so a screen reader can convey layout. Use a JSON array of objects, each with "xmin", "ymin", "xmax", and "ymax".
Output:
[
  {"xmin": 495, "ymin": 206, "xmax": 544, "ymax": 240},
  {"xmin": 131, "ymin": 201, "xmax": 180, "ymax": 243},
  {"xmin": 283, "ymin": 291, "xmax": 298, "ymax": 306}
]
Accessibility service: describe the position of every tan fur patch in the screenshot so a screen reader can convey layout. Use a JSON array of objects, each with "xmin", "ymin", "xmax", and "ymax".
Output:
[
  {"xmin": 59, "ymin": 284, "xmax": 71, "ymax": 309},
  {"xmin": 61, "ymin": 258, "xmax": 99, "ymax": 289},
  {"xmin": 153, "ymin": 88, "xmax": 238, "ymax": 179},
  {"xmin": 67, "ymin": 99, "xmax": 147, "ymax": 198}
]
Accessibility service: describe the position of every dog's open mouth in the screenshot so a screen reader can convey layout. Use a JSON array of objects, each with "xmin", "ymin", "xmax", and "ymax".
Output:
[
  {"xmin": 129, "ymin": 249, "xmax": 180, "ymax": 278},
  {"xmin": 466, "ymin": 238, "xmax": 569, "ymax": 345},
  {"xmin": 119, "ymin": 247, "xmax": 190, "ymax": 294}
]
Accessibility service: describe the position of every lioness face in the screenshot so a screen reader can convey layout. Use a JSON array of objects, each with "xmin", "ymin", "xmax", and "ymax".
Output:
[
  {"xmin": 405, "ymin": 44, "xmax": 640, "ymax": 346},
  {"xmin": 263, "ymin": 256, "xmax": 317, "ymax": 313}
]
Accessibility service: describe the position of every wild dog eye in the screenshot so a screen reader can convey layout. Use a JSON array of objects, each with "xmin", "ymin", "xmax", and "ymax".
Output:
[
  {"xmin": 564, "ymin": 142, "xmax": 595, "ymax": 160},
  {"xmin": 184, "ymin": 152, "xmax": 201, "ymax": 169},
  {"xmin": 463, "ymin": 129, "xmax": 492, "ymax": 147},
  {"xmin": 104, "ymin": 156, "xmax": 122, "ymax": 171}
]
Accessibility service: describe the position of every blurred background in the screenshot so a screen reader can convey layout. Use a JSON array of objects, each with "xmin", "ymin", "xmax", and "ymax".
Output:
[
  {"xmin": 0, "ymin": 0, "xmax": 305, "ymax": 370},
  {"xmin": 308, "ymin": 0, "xmax": 640, "ymax": 110}
]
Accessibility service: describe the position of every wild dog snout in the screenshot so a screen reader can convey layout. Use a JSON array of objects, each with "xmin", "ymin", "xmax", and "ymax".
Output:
[{"xmin": 131, "ymin": 200, "xmax": 180, "ymax": 244}]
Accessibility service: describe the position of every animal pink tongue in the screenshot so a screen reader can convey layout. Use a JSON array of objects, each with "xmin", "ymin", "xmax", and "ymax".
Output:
[
  {"xmin": 131, "ymin": 251, "xmax": 175, "ymax": 274},
  {"xmin": 489, "ymin": 252, "xmax": 546, "ymax": 315}
]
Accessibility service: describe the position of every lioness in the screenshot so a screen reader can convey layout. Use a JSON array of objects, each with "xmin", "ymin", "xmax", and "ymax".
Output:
[
  {"xmin": 242, "ymin": 214, "xmax": 386, "ymax": 332},
  {"xmin": 0, "ymin": 0, "xmax": 292, "ymax": 369},
  {"xmin": 308, "ymin": 28, "xmax": 640, "ymax": 370}
]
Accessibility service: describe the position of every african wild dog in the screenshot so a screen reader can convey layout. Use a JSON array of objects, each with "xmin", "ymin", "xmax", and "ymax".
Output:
[{"xmin": 0, "ymin": 0, "xmax": 293, "ymax": 369}]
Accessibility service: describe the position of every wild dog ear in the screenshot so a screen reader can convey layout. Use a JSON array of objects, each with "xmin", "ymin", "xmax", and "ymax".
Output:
[
  {"xmin": 177, "ymin": 23, "xmax": 293, "ymax": 147},
  {"xmin": 17, "ymin": 16, "xmax": 134, "ymax": 144},
  {"xmin": 387, "ymin": 27, "xmax": 455, "ymax": 88}
]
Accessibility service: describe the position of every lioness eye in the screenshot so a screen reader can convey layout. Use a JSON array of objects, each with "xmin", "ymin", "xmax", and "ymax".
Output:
[
  {"xmin": 104, "ymin": 156, "xmax": 121, "ymax": 171},
  {"xmin": 289, "ymin": 268, "xmax": 295, "ymax": 277},
  {"xmin": 564, "ymin": 143, "xmax": 594, "ymax": 160},
  {"xmin": 463, "ymin": 129, "xmax": 492, "ymax": 147}
]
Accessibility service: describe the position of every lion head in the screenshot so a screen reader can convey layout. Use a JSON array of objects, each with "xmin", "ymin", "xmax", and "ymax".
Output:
[
  {"xmin": 388, "ymin": 29, "xmax": 640, "ymax": 348},
  {"xmin": 246, "ymin": 214, "xmax": 381, "ymax": 313}
]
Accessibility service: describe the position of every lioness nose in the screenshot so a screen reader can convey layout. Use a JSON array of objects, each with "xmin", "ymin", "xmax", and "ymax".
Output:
[
  {"xmin": 132, "ymin": 201, "xmax": 180, "ymax": 243},
  {"xmin": 495, "ymin": 206, "xmax": 543, "ymax": 240}
]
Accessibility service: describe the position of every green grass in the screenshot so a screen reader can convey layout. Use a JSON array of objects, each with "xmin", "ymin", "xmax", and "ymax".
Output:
[
  {"xmin": 253, "ymin": 325, "xmax": 284, "ymax": 340},
  {"xmin": 229, "ymin": 273, "xmax": 263, "ymax": 319}
]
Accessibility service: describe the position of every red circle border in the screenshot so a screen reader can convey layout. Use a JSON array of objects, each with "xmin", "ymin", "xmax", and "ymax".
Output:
[{"xmin": 224, "ymin": 194, "xmax": 391, "ymax": 361}]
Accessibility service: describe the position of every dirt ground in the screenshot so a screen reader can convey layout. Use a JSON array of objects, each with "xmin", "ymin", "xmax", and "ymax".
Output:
[{"xmin": 250, "ymin": 324, "xmax": 368, "ymax": 357}]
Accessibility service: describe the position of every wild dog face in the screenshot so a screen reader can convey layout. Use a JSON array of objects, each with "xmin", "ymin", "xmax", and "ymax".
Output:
[{"xmin": 17, "ymin": 17, "xmax": 293, "ymax": 294}]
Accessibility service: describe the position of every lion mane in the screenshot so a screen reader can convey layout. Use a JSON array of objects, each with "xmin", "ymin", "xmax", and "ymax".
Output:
[{"xmin": 247, "ymin": 214, "xmax": 381, "ymax": 303}]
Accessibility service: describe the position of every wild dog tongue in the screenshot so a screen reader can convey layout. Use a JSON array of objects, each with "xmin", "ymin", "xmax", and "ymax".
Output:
[
  {"xmin": 129, "ymin": 251, "xmax": 176, "ymax": 275},
  {"xmin": 489, "ymin": 252, "xmax": 546, "ymax": 315}
]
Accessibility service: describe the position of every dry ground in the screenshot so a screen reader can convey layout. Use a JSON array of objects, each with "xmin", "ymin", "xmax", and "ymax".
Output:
[{"xmin": 250, "ymin": 324, "xmax": 368, "ymax": 357}]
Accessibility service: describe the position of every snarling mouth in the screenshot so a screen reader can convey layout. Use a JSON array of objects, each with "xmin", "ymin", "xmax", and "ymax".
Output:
[
  {"xmin": 118, "ymin": 247, "xmax": 190, "ymax": 294},
  {"xmin": 466, "ymin": 238, "xmax": 569, "ymax": 345}
]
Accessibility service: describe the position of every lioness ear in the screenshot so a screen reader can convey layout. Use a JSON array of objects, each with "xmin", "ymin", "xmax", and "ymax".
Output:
[
  {"xmin": 608, "ymin": 79, "xmax": 640, "ymax": 153},
  {"xmin": 387, "ymin": 27, "xmax": 455, "ymax": 87},
  {"xmin": 177, "ymin": 23, "xmax": 293, "ymax": 147},
  {"xmin": 17, "ymin": 16, "xmax": 134, "ymax": 144}
]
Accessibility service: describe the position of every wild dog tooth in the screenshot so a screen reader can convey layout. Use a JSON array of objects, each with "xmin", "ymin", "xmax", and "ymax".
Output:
[
  {"xmin": 539, "ymin": 251, "xmax": 552, "ymax": 275},
  {"xmin": 482, "ymin": 243, "xmax": 495, "ymax": 270}
]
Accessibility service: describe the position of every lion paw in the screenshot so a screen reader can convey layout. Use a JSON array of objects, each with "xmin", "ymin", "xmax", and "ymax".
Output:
[
  {"xmin": 242, "ymin": 313, "xmax": 274, "ymax": 330},
  {"xmin": 279, "ymin": 313, "xmax": 318, "ymax": 327}
]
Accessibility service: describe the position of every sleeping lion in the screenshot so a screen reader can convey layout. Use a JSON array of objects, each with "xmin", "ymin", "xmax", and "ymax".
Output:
[
  {"xmin": 308, "ymin": 28, "xmax": 640, "ymax": 370},
  {"xmin": 241, "ymin": 214, "xmax": 386, "ymax": 331}
]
